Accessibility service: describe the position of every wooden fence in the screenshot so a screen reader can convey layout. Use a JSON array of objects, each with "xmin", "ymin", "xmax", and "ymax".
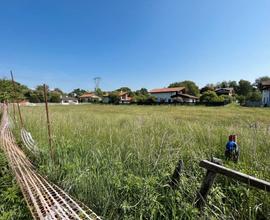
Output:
[{"xmin": 195, "ymin": 158, "xmax": 270, "ymax": 210}]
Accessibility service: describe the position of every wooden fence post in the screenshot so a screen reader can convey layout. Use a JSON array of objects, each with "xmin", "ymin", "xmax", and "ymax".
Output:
[
  {"xmin": 10, "ymin": 70, "xmax": 23, "ymax": 127},
  {"xmin": 43, "ymin": 84, "xmax": 54, "ymax": 160},
  {"xmin": 169, "ymin": 159, "xmax": 184, "ymax": 188},
  {"xmin": 195, "ymin": 157, "xmax": 222, "ymax": 210}
]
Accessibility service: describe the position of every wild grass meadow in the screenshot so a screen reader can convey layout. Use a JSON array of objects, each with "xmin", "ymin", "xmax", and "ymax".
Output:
[{"xmin": 16, "ymin": 104, "xmax": 270, "ymax": 219}]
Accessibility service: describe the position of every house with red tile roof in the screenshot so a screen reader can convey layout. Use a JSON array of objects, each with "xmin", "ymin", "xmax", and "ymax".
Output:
[
  {"xmin": 119, "ymin": 91, "xmax": 132, "ymax": 104},
  {"xmin": 149, "ymin": 87, "xmax": 198, "ymax": 103}
]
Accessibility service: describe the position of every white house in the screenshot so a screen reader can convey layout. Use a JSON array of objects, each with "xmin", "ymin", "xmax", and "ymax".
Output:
[
  {"xmin": 262, "ymin": 81, "xmax": 270, "ymax": 106},
  {"xmin": 149, "ymin": 87, "xmax": 185, "ymax": 103},
  {"xmin": 119, "ymin": 91, "xmax": 132, "ymax": 104},
  {"xmin": 149, "ymin": 87, "xmax": 198, "ymax": 103},
  {"xmin": 61, "ymin": 97, "xmax": 79, "ymax": 105}
]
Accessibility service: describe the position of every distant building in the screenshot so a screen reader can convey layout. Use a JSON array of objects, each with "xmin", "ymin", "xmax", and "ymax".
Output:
[
  {"xmin": 215, "ymin": 88, "xmax": 234, "ymax": 96},
  {"xmin": 119, "ymin": 91, "xmax": 132, "ymax": 104},
  {"xmin": 102, "ymin": 93, "xmax": 110, "ymax": 103},
  {"xmin": 61, "ymin": 97, "xmax": 78, "ymax": 105},
  {"xmin": 149, "ymin": 87, "xmax": 185, "ymax": 103},
  {"xmin": 171, "ymin": 93, "xmax": 199, "ymax": 103},
  {"xmin": 79, "ymin": 93, "xmax": 102, "ymax": 103},
  {"xmin": 19, "ymin": 100, "xmax": 31, "ymax": 106},
  {"xmin": 262, "ymin": 81, "xmax": 270, "ymax": 106},
  {"xmin": 149, "ymin": 87, "xmax": 198, "ymax": 103}
]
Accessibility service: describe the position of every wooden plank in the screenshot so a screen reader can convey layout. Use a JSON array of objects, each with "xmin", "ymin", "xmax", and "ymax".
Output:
[{"xmin": 199, "ymin": 160, "xmax": 270, "ymax": 192}]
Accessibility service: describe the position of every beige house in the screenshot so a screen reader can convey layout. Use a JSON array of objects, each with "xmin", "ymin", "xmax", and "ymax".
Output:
[{"xmin": 79, "ymin": 93, "xmax": 102, "ymax": 102}]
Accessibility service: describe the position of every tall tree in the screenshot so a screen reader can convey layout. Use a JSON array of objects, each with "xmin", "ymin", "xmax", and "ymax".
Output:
[
  {"xmin": 246, "ymin": 90, "xmax": 262, "ymax": 102},
  {"xmin": 116, "ymin": 87, "xmax": 134, "ymax": 97},
  {"xmin": 200, "ymin": 84, "xmax": 215, "ymax": 94},
  {"xmin": 25, "ymin": 90, "xmax": 40, "ymax": 103},
  {"xmin": 0, "ymin": 79, "xmax": 29, "ymax": 102},
  {"xmin": 35, "ymin": 84, "xmax": 49, "ymax": 102},
  {"xmin": 53, "ymin": 88, "xmax": 64, "ymax": 95},
  {"xmin": 168, "ymin": 80, "xmax": 200, "ymax": 96},
  {"xmin": 217, "ymin": 81, "xmax": 229, "ymax": 88},
  {"xmin": 200, "ymin": 90, "xmax": 224, "ymax": 103},
  {"xmin": 135, "ymin": 88, "xmax": 149, "ymax": 96},
  {"xmin": 237, "ymin": 80, "xmax": 253, "ymax": 96},
  {"xmin": 68, "ymin": 88, "xmax": 87, "ymax": 97},
  {"xmin": 116, "ymin": 87, "xmax": 132, "ymax": 92},
  {"xmin": 50, "ymin": 91, "xmax": 61, "ymax": 103},
  {"xmin": 228, "ymin": 81, "xmax": 238, "ymax": 91},
  {"xmin": 95, "ymin": 88, "xmax": 103, "ymax": 96},
  {"xmin": 108, "ymin": 91, "xmax": 120, "ymax": 104},
  {"xmin": 254, "ymin": 76, "xmax": 270, "ymax": 91}
]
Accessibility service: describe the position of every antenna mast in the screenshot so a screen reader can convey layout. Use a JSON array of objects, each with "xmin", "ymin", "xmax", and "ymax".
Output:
[{"xmin": 93, "ymin": 77, "xmax": 101, "ymax": 92}]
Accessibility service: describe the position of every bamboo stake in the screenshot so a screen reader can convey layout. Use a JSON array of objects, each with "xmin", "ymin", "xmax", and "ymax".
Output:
[
  {"xmin": 43, "ymin": 84, "xmax": 54, "ymax": 160},
  {"xmin": 10, "ymin": 70, "xmax": 23, "ymax": 127}
]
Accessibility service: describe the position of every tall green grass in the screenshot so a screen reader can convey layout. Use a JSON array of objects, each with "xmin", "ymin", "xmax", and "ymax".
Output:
[
  {"xmin": 18, "ymin": 104, "xmax": 270, "ymax": 219},
  {"xmin": 0, "ymin": 150, "xmax": 31, "ymax": 220}
]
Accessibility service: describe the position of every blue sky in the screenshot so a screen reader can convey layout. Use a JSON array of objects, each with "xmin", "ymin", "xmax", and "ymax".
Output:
[{"xmin": 0, "ymin": 0, "xmax": 270, "ymax": 92}]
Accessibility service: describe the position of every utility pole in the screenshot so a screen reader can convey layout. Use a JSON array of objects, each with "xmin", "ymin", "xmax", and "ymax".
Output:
[{"xmin": 93, "ymin": 77, "xmax": 101, "ymax": 92}]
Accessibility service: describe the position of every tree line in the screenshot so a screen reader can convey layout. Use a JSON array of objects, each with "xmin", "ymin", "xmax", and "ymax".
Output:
[{"xmin": 0, "ymin": 76, "xmax": 269, "ymax": 104}]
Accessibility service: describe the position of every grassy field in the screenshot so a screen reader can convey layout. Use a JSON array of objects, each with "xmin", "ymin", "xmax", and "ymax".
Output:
[
  {"xmin": 15, "ymin": 104, "xmax": 270, "ymax": 219},
  {"xmin": 0, "ymin": 148, "xmax": 31, "ymax": 220}
]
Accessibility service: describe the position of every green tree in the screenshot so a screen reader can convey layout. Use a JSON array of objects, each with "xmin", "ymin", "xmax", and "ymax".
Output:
[
  {"xmin": 220, "ymin": 95, "xmax": 233, "ymax": 103},
  {"xmin": 108, "ymin": 91, "xmax": 120, "ymax": 104},
  {"xmin": 53, "ymin": 88, "xmax": 64, "ymax": 95},
  {"xmin": 50, "ymin": 91, "xmax": 61, "ymax": 103},
  {"xmin": 116, "ymin": 87, "xmax": 132, "ymax": 92},
  {"xmin": 236, "ymin": 95, "xmax": 246, "ymax": 105},
  {"xmin": 228, "ymin": 81, "xmax": 238, "ymax": 92},
  {"xmin": 246, "ymin": 90, "xmax": 262, "ymax": 102},
  {"xmin": 25, "ymin": 90, "xmax": 40, "ymax": 103},
  {"xmin": 216, "ymin": 81, "xmax": 229, "ymax": 88},
  {"xmin": 116, "ymin": 87, "xmax": 134, "ymax": 97},
  {"xmin": 237, "ymin": 80, "xmax": 253, "ymax": 96},
  {"xmin": 135, "ymin": 88, "xmax": 149, "ymax": 96},
  {"xmin": 68, "ymin": 88, "xmax": 87, "ymax": 97},
  {"xmin": 34, "ymin": 85, "xmax": 48, "ymax": 102},
  {"xmin": 254, "ymin": 76, "xmax": 270, "ymax": 91},
  {"xmin": 95, "ymin": 88, "xmax": 103, "ymax": 97},
  {"xmin": 168, "ymin": 80, "xmax": 200, "ymax": 96},
  {"xmin": 134, "ymin": 88, "xmax": 149, "ymax": 103},
  {"xmin": 200, "ymin": 84, "xmax": 215, "ymax": 94},
  {"xmin": 0, "ymin": 79, "xmax": 29, "ymax": 102},
  {"xmin": 200, "ymin": 91, "xmax": 224, "ymax": 103}
]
